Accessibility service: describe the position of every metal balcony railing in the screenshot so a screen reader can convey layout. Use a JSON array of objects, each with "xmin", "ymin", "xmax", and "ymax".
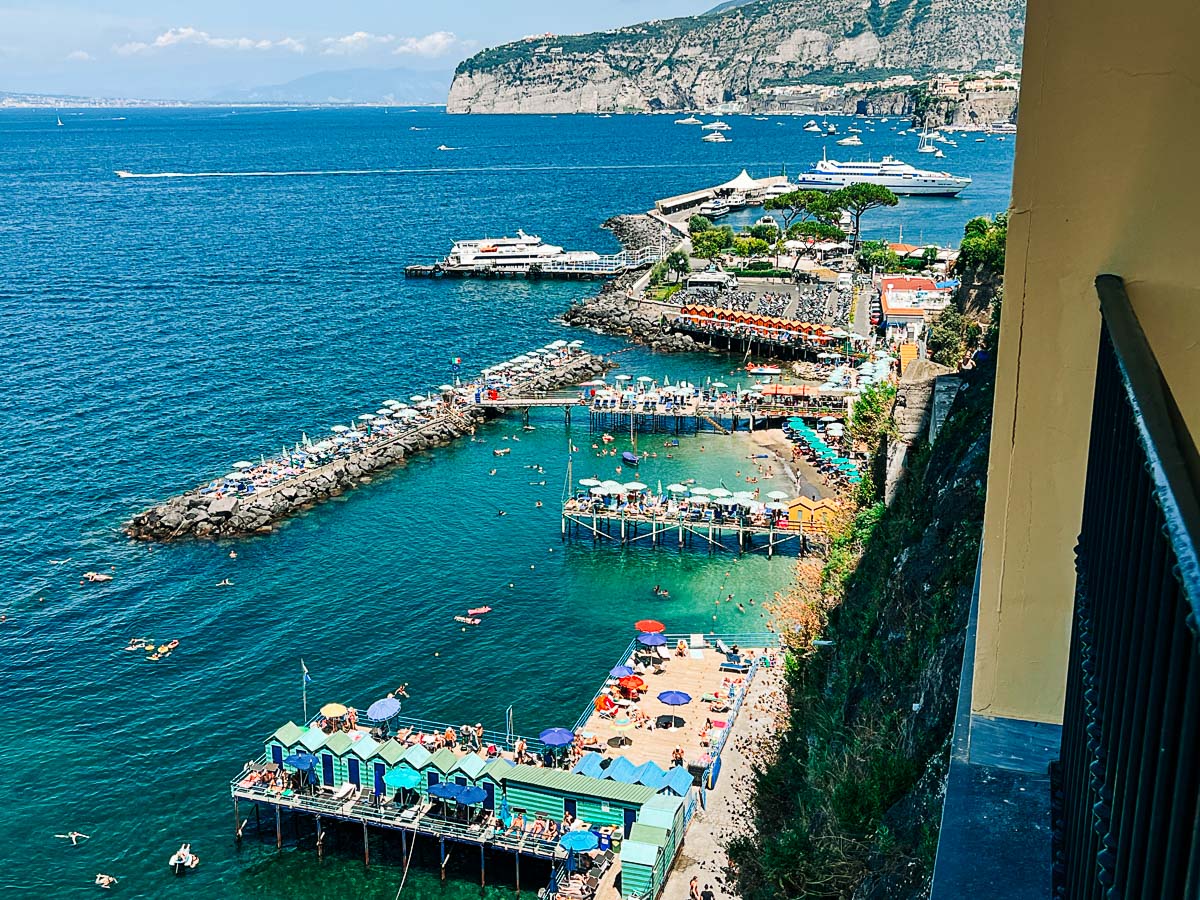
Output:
[{"xmin": 1054, "ymin": 275, "xmax": 1200, "ymax": 898}]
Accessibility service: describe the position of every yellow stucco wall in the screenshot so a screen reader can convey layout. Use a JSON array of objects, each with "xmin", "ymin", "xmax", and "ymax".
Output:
[{"xmin": 973, "ymin": 0, "xmax": 1200, "ymax": 723}]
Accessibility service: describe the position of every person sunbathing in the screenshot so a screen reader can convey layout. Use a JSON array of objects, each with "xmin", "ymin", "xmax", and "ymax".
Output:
[
  {"xmin": 528, "ymin": 816, "xmax": 546, "ymax": 837},
  {"xmin": 506, "ymin": 813, "xmax": 526, "ymax": 835},
  {"xmin": 545, "ymin": 819, "xmax": 560, "ymax": 840}
]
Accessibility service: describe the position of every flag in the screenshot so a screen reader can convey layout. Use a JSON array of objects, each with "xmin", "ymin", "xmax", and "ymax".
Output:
[
  {"xmin": 301, "ymin": 659, "xmax": 312, "ymax": 684},
  {"xmin": 451, "ymin": 357, "xmax": 462, "ymax": 365}
]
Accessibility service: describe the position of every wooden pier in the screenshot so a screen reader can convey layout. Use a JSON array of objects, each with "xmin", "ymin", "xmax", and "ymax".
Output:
[{"xmin": 561, "ymin": 505, "xmax": 823, "ymax": 557}]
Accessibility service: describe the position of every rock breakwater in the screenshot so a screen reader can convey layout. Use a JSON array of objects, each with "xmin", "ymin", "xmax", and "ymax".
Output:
[{"xmin": 126, "ymin": 354, "xmax": 608, "ymax": 542}]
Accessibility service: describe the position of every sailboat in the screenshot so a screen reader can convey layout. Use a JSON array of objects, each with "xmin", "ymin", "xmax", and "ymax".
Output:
[{"xmin": 56, "ymin": 111, "xmax": 64, "ymax": 127}]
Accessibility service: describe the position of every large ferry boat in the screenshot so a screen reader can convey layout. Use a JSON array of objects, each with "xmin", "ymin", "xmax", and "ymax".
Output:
[
  {"xmin": 445, "ymin": 230, "xmax": 601, "ymax": 273},
  {"xmin": 793, "ymin": 153, "xmax": 971, "ymax": 196}
]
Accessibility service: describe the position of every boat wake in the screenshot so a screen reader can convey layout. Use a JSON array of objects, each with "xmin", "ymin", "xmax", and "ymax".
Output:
[{"xmin": 113, "ymin": 161, "xmax": 750, "ymax": 180}]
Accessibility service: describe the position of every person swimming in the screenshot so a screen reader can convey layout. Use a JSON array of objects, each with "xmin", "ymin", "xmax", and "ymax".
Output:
[
  {"xmin": 216, "ymin": 579, "xmax": 233, "ymax": 587},
  {"xmin": 94, "ymin": 873, "xmax": 118, "ymax": 889}
]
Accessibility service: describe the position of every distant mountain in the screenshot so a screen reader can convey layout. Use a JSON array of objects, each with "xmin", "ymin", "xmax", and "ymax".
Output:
[
  {"xmin": 448, "ymin": 0, "xmax": 1025, "ymax": 114},
  {"xmin": 212, "ymin": 67, "xmax": 451, "ymax": 105},
  {"xmin": 704, "ymin": 0, "xmax": 756, "ymax": 14}
]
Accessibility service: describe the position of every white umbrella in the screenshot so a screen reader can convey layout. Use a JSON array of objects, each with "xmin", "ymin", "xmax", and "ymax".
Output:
[
  {"xmin": 331, "ymin": 425, "xmax": 350, "ymax": 433},
  {"xmin": 232, "ymin": 461, "xmax": 254, "ymax": 469},
  {"xmin": 715, "ymin": 496, "xmax": 741, "ymax": 507},
  {"xmin": 438, "ymin": 384, "xmax": 455, "ymax": 392},
  {"xmin": 623, "ymin": 482, "xmax": 648, "ymax": 491},
  {"xmin": 581, "ymin": 380, "xmax": 607, "ymax": 387},
  {"xmin": 689, "ymin": 486, "xmax": 710, "ymax": 495},
  {"xmin": 376, "ymin": 408, "xmax": 392, "ymax": 416},
  {"xmin": 357, "ymin": 414, "xmax": 375, "ymax": 421},
  {"xmin": 579, "ymin": 478, "xmax": 602, "ymax": 487},
  {"xmin": 614, "ymin": 374, "xmax": 632, "ymax": 382},
  {"xmin": 689, "ymin": 495, "xmax": 711, "ymax": 505},
  {"xmin": 383, "ymin": 400, "xmax": 402, "ymax": 408},
  {"xmin": 711, "ymin": 382, "xmax": 728, "ymax": 388},
  {"xmin": 636, "ymin": 376, "xmax": 654, "ymax": 383},
  {"xmin": 766, "ymin": 501, "xmax": 790, "ymax": 512},
  {"xmin": 550, "ymin": 340, "xmax": 569, "ymax": 348},
  {"xmin": 601, "ymin": 480, "xmax": 625, "ymax": 491},
  {"xmin": 667, "ymin": 483, "xmax": 688, "ymax": 493},
  {"xmin": 332, "ymin": 436, "xmax": 350, "ymax": 445},
  {"xmin": 733, "ymin": 491, "xmax": 757, "ymax": 500},
  {"xmin": 569, "ymin": 340, "xmax": 585, "ymax": 347},
  {"xmin": 410, "ymin": 395, "xmax": 426, "ymax": 402},
  {"xmin": 709, "ymin": 487, "xmax": 733, "ymax": 498},
  {"xmin": 820, "ymin": 416, "xmax": 837, "ymax": 423},
  {"xmin": 767, "ymin": 490, "xmax": 790, "ymax": 501},
  {"xmin": 589, "ymin": 487, "xmax": 607, "ymax": 496}
]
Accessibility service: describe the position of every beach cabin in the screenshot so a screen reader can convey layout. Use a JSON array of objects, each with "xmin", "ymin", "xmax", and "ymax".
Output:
[
  {"xmin": 373, "ymin": 740, "xmax": 408, "ymax": 797},
  {"xmin": 319, "ymin": 730, "xmax": 354, "ymax": 787},
  {"xmin": 266, "ymin": 721, "xmax": 304, "ymax": 767},
  {"xmin": 620, "ymin": 837, "xmax": 667, "ymax": 900},
  {"xmin": 498, "ymin": 767, "xmax": 654, "ymax": 837},
  {"xmin": 637, "ymin": 793, "xmax": 687, "ymax": 867},
  {"xmin": 628, "ymin": 823, "xmax": 672, "ymax": 889},
  {"xmin": 788, "ymin": 495, "xmax": 839, "ymax": 531},
  {"xmin": 348, "ymin": 734, "xmax": 380, "ymax": 790}
]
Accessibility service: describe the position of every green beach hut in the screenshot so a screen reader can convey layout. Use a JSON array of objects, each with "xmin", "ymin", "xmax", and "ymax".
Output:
[
  {"xmin": 265, "ymin": 721, "xmax": 304, "ymax": 767},
  {"xmin": 498, "ymin": 767, "xmax": 653, "ymax": 834},
  {"xmin": 619, "ymin": 838, "xmax": 664, "ymax": 900},
  {"xmin": 348, "ymin": 734, "xmax": 380, "ymax": 789}
]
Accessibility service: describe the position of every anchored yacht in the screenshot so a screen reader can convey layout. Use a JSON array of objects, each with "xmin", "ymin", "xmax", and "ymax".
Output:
[
  {"xmin": 445, "ymin": 231, "xmax": 600, "ymax": 272},
  {"xmin": 793, "ymin": 153, "xmax": 971, "ymax": 196}
]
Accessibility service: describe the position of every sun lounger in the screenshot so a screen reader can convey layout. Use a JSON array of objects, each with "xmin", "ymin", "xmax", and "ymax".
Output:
[{"xmin": 654, "ymin": 645, "xmax": 671, "ymax": 660}]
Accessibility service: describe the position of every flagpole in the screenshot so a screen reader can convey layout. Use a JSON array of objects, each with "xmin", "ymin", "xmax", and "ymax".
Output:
[{"xmin": 302, "ymin": 659, "xmax": 308, "ymax": 723}]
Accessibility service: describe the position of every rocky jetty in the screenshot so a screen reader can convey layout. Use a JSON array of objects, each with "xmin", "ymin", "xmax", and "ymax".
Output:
[{"xmin": 126, "ymin": 354, "xmax": 608, "ymax": 542}]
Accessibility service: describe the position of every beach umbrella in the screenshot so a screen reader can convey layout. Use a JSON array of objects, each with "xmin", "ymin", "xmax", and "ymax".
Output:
[
  {"xmin": 438, "ymin": 384, "xmax": 455, "ymax": 392},
  {"xmin": 688, "ymin": 486, "xmax": 710, "ymax": 495},
  {"xmin": 581, "ymin": 380, "xmax": 607, "ymax": 387},
  {"xmin": 560, "ymin": 831, "xmax": 600, "ymax": 853},
  {"xmin": 601, "ymin": 480, "xmax": 625, "ymax": 492},
  {"xmin": 383, "ymin": 768, "xmax": 422, "ymax": 789},
  {"xmin": 376, "ymin": 408, "xmax": 392, "ymax": 416},
  {"xmin": 611, "ymin": 713, "xmax": 634, "ymax": 746},
  {"xmin": 232, "ymin": 461, "xmax": 254, "ymax": 470},
  {"xmin": 638, "ymin": 632, "xmax": 667, "ymax": 646},
  {"xmin": 550, "ymin": 340, "xmax": 569, "ymax": 349},
  {"xmin": 610, "ymin": 665, "xmax": 634, "ymax": 678},
  {"xmin": 689, "ymin": 495, "xmax": 711, "ymax": 505},
  {"xmin": 409, "ymin": 394, "xmax": 426, "ymax": 402},
  {"xmin": 429, "ymin": 782, "xmax": 463, "ymax": 801},
  {"xmin": 283, "ymin": 752, "xmax": 318, "ymax": 771},
  {"xmin": 709, "ymin": 487, "xmax": 732, "ymax": 498},
  {"xmin": 623, "ymin": 482, "xmax": 648, "ymax": 492},
  {"xmin": 458, "ymin": 786, "xmax": 487, "ymax": 806},
  {"xmin": 714, "ymin": 496, "xmax": 740, "ymax": 507},
  {"xmin": 367, "ymin": 698, "xmax": 401, "ymax": 720},
  {"xmin": 589, "ymin": 487, "xmax": 607, "ymax": 497},
  {"xmin": 635, "ymin": 619, "xmax": 665, "ymax": 633},
  {"xmin": 614, "ymin": 374, "xmax": 632, "ymax": 381},
  {"xmin": 767, "ymin": 490, "xmax": 789, "ymax": 500},
  {"xmin": 383, "ymin": 400, "xmax": 401, "ymax": 407},
  {"xmin": 619, "ymin": 674, "xmax": 647, "ymax": 692},
  {"xmin": 657, "ymin": 690, "xmax": 692, "ymax": 706},
  {"xmin": 711, "ymin": 382, "xmax": 728, "ymax": 388},
  {"xmin": 569, "ymin": 339, "xmax": 585, "ymax": 347},
  {"xmin": 666, "ymin": 484, "xmax": 688, "ymax": 493},
  {"xmin": 637, "ymin": 376, "xmax": 654, "ymax": 383},
  {"xmin": 579, "ymin": 478, "xmax": 602, "ymax": 487},
  {"xmin": 766, "ymin": 501, "xmax": 790, "ymax": 512},
  {"xmin": 539, "ymin": 728, "xmax": 576, "ymax": 748},
  {"xmin": 319, "ymin": 702, "xmax": 348, "ymax": 718}
]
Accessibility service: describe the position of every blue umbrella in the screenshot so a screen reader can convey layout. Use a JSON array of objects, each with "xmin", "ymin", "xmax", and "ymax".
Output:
[
  {"xmin": 638, "ymin": 632, "xmax": 667, "ymax": 646},
  {"xmin": 383, "ymin": 768, "xmax": 422, "ymax": 789},
  {"xmin": 429, "ymin": 782, "xmax": 464, "ymax": 801},
  {"xmin": 540, "ymin": 728, "xmax": 575, "ymax": 748},
  {"xmin": 457, "ymin": 786, "xmax": 487, "ymax": 806},
  {"xmin": 283, "ymin": 752, "xmax": 317, "ymax": 770},
  {"xmin": 658, "ymin": 690, "xmax": 692, "ymax": 706},
  {"xmin": 610, "ymin": 665, "xmax": 634, "ymax": 678},
  {"xmin": 367, "ymin": 697, "xmax": 401, "ymax": 720},
  {"xmin": 559, "ymin": 830, "xmax": 600, "ymax": 853}
]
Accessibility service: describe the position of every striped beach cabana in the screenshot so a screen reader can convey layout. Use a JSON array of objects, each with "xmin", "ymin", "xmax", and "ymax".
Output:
[
  {"xmin": 637, "ymin": 793, "xmax": 686, "ymax": 866},
  {"xmin": 499, "ymin": 767, "xmax": 654, "ymax": 836},
  {"xmin": 347, "ymin": 734, "xmax": 380, "ymax": 789},
  {"xmin": 319, "ymin": 730, "xmax": 354, "ymax": 787},
  {"xmin": 619, "ymin": 838, "xmax": 665, "ymax": 899}
]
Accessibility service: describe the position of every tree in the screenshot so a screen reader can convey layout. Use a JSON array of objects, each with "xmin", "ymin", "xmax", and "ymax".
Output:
[
  {"xmin": 926, "ymin": 306, "xmax": 968, "ymax": 367},
  {"xmin": 765, "ymin": 189, "xmax": 839, "ymax": 232},
  {"xmin": 921, "ymin": 246, "xmax": 938, "ymax": 269},
  {"xmin": 747, "ymin": 223, "xmax": 780, "ymax": 244},
  {"xmin": 732, "ymin": 237, "xmax": 770, "ymax": 259},
  {"xmin": 665, "ymin": 248, "xmax": 690, "ymax": 282},
  {"xmin": 828, "ymin": 183, "xmax": 899, "ymax": 250},
  {"xmin": 956, "ymin": 212, "xmax": 1008, "ymax": 273},
  {"xmin": 691, "ymin": 230, "xmax": 726, "ymax": 261},
  {"xmin": 856, "ymin": 239, "xmax": 901, "ymax": 273},
  {"xmin": 688, "ymin": 214, "xmax": 713, "ymax": 237}
]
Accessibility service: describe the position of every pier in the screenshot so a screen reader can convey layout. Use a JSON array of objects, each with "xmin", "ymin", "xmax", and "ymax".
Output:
[
  {"xmin": 126, "ymin": 345, "xmax": 609, "ymax": 542},
  {"xmin": 229, "ymin": 631, "xmax": 776, "ymax": 899}
]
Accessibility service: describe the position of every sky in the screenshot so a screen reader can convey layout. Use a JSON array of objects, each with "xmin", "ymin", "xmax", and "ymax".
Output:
[{"xmin": 0, "ymin": 1, "xmax": 723, "ymax": 98}]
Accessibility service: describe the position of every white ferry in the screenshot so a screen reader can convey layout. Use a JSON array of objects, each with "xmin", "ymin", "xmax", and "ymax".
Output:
[
  {"xmin": 698, "ymin": 199, "xmax": 730, "ymax": 218},
  {"xmin": 793, "ymin": 152, "xmax": 971, "ymax": 196},
  {"xmin": 445, "ymin": 231, "xmax": 601, "ymax": 273}
]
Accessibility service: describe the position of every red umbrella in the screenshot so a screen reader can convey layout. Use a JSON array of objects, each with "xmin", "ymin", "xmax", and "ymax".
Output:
[
  {"xmin": 619, "ymin": 675, "xmax": 646, "ymax": 691},
  {"xmin": 635, "ymin": 619, "xmax": 665, "ymax": 633}
]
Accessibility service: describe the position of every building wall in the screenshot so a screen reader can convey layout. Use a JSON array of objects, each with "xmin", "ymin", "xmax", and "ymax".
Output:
[{"xmin": 975, "ymin": 0, "xmax": 1200, "ymax": 723}]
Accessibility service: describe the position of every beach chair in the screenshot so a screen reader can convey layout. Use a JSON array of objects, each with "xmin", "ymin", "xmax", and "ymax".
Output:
[
  {"xmin": 654, "ymin": 645, "xmax": 671, "ymax": 661},
  {"xmin": 715, "ymin": 639, "xmax": 733, "ymax": 657}
]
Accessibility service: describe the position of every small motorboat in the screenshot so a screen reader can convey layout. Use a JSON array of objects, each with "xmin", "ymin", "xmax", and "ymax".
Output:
[
  {"xmin": 493, "ymin": 448, "xmax": 511, "ymax": 456},
  {"xmin": 621, "ymin": 451, "xmax": 640, "ymax": 467},
  {"xmin": 748, "ymin": 365, "xmax": 782, "ymax": 376},
  {"xmin": 454, "ymin": 616, "xmax": 481, "ymax": 626},
  {"xmin": 467, "ymin": 606, "xmax": 492, "ymax": 616}
]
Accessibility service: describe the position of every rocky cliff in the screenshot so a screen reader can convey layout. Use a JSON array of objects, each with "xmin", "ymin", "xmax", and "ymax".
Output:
[{"xmin": 448, "ymin": 0, "xmax": 1024, "ymax": 114}]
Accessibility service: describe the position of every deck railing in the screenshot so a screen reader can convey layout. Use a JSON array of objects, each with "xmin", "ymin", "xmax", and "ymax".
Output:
[{"xmin": 1054, "ymin": 276, "xmax": 1200, "ymax": 898}]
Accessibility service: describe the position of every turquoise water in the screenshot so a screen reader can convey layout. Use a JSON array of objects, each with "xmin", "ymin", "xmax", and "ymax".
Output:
[{"xmin": 0, "ymin": 109, "xmax": 1013, "ymax": 898}]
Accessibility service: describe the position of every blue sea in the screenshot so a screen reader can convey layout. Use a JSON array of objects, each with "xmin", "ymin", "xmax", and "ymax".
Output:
[{"xmin": 0, "ymin": 108, "xmax": 1013, "ymax": 898}]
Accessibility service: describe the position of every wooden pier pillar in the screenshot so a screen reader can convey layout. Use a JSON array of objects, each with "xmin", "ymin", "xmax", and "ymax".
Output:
[
  {"xmin": 401, "ymin": 828, "xmax": 408, "ymax": 858},
  {"xmin": 275, "ymin": 805, "xmax": 282, "ymax": 849},
  {"xmin": 515, "ymin": 850, "xmax": 520, "ymax": 894},
  {"xmin": 255, "ymin": 803, "xmax": 261, "ymax": 834},
  {"xmin": 363, "ymin": 821, "xmax": 370, "ymax": 868},
  {"xmin": 767, "ymin": 525, "xmax": 774, "ymax": 558},
  {"xmin": 233, "ymin": 797, "xmax": 241, "ymax": 842},
  {"xmin": 620, "ymin": 516, "xmax": 626, "ymax": 542},
  {"xmin": 316, "ymin": 817, "xmax": 323, "ymax": 859},
  {"xmin": 678, "ymin": 523, "xmax": 684, "ymax": 547},
  {"xmin": 440, "ymin": 837, "xmax": 447, "ymax": 881},
  {"xmin": 481, "ymin": 844, "xmax": 486, "ymax": 888}
]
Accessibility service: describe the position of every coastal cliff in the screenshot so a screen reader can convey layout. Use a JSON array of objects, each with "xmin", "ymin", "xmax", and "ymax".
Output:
[{"xmin": 448, "ymin": 0, "xmax": 1024, "ymax": 114}]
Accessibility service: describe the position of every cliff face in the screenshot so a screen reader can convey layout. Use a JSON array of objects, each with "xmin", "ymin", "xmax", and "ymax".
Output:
[{"xmin": 448, "ymin": 0, "xmax": 1025, "ymax": 114}]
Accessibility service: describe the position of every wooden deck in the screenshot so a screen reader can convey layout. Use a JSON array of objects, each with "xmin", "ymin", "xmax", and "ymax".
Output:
[{"xmin": 577, "ymin": 642, "xmax": 764, "ymax": 773}]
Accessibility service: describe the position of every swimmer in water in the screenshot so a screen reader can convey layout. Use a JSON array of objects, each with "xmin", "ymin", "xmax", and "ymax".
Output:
[
  {"xmin": 497, "ymin": 510, "xmax": 507, "ymax": 517},
  {"xmin": 535, "ymin": 501, "xmax": 543, "ymax": 508},
  {"xmin": 229, "ymin": 551, "xmax": 237, "ymax": 559},
  {"xmin": 489, "ymin": 469, "xmax": 497, "ymax": 476},
  {"xmin": 216, "ymin": 579, "xmax": 233, "ymax": 587},
  {"xmin": 82, "ymin": 572, "xmax": 112, "ymax": 583},
  {"xmin": 95, "ymin": 874, "xmax": 118, "ymax": 889},
  {"xmin": 57, "ymin": 831, "xmax": 90, "ymax": 845}
]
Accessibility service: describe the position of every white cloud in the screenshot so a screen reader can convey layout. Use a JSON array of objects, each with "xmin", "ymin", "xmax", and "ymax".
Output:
[
  {"xmin": 321, "ymin": 31, "xmax": 395, "ymax": 56},
  {"xmin": 66, "ymin": 50, "xmax": 93, "ymax": 62},
  {"xmin": 393, "ymin": 31, "xmax": 460, "ymax": 57},
  {"xmin": 115, "ymin": 27, "xmax": 306, "ymax": 56}
]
